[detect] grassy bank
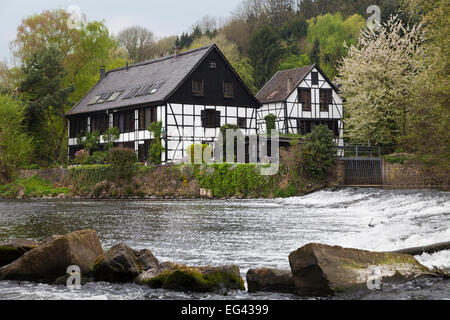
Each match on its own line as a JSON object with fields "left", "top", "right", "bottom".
{"left": 0, "top": 175, "right": 70, "bottom": 198}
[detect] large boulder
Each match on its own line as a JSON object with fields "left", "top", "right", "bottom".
{"left": 92, "top": 243, "right": 159, "bottom": 283}
{"left": 246, "top": 268, "right": 296, "bottom": 293}
{"left": 0, "top": 229, "right": 103, "bottom": 283}
{"left": 138, "top": 262, "right": 245, "bottom": 292}
{"left": 0, "top": 239, "right": 38, "bottom": 267}
{"left": 289, "top": 243, "right": 430, "bottom": 296}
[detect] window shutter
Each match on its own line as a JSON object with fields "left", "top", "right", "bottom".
{"left": 215, "top": 111, "right": 221, "bottom": 127}
{"left": 201, "top": 110, "right": 206, "bottom": 127}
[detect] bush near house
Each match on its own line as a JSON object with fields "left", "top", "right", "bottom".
{"left": 300, "top": 124, "right": 336, "bottom": 179}
{"left": 109, "top": 148, "right": 138, "bottom": 181}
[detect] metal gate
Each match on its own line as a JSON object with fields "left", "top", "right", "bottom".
{"left": 338, "top": 146, "right": 383, "bottom": 186}
{"left": 343, "top": 159, "right": 383, "bottom": 185}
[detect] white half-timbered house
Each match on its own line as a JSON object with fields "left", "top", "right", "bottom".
{"left": 65, "top": 44, "right": 260, "bottom": 163}
{"left": 256, "top": 65, "right": 344, "bottom": 147}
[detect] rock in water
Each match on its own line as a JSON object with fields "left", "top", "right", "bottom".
{"left": 0, "top": 239, "right": 38, "bottom": 268}
{"left": 246, "top": 268, "right": 296, "bottom": 293}
{"left": 0, "top": 229, "right": 103, "bottom": 283}
{"left": 92, "top": 243, "right": 159, "bottom": 283}
{"left": 289, "top": 243, "right": 430, "bottom": 296}
{"left": 138, "top": 262, "right": 245, "bottom": 292}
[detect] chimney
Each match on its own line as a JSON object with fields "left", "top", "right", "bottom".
{"left": 287, "top": 78, "right": 293, "bottom": 93}
{"left": 100, "top": 66, "right": 106, "bottom": 80}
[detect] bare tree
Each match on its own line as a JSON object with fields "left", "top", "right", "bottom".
{"left": 118, "top": 26, "right": 156, "bottom": 63}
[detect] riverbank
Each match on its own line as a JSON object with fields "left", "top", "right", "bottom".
{"left": 0, "top": 152, "right": 448, "bottom": 200}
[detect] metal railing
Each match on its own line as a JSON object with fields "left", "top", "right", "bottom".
{"left": 337, "top": 145, "right": 381, "bottom": 159}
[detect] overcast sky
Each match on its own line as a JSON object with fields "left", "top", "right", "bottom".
{"left": 0, "top": 0, "right": 243, "bottom": 64}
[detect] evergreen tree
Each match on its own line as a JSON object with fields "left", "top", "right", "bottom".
{"left": 19, "top": 47, "right": 73, "bottom": 165}
{"left": 248, "top": 26, "right": 285, "bottom": 89}
{"left": 310, "top": 38, "right": 320, "bottom": 64}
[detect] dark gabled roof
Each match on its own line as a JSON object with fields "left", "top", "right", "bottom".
{"left": 66, "top": 45, "right": 215, "bottom": 116}
{"left": 256, "top": 64, "right": 338, "bottom": 104}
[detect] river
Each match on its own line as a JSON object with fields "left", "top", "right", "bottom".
{"left": 0, "top": 188, "right": 448, "bottom": 300}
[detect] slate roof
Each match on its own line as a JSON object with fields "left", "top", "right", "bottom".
{"left": 66, "top": 45, "right": 215, "bottom": 116}
{"left": 256, "top": 65, "right": 315, "bottom": 104}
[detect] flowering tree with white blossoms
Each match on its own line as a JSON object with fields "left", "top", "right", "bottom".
{"left": 338, "top": 15, "right": 425, "bottom": 151}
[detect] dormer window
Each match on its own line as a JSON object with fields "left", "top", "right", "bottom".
{"left": 209, "top": 60, "right": 217, "bottom": 69}
{"left": 192, "top": 79, "right": 204, "bottom": 96}
{"left": 223, "top": 81, "right": 234, "bottom": 98}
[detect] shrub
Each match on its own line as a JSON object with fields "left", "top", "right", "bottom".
{"left": 0, "top": 94, "right": 33, "bottom": 183}
{"left": 264, "top": 114, "right": 276, "bottom": 135}
{"left": 301, "top": 124, "right": 336, "bottom": 179}
{"left": 92, "top": 151, "right": 109, "bottom": 164}
{"left": 219, "top": 124, "right": 244, "bottom": 162}
{"left": 74, "top": 149, "right": 89, "bottom": 165}
{"left": 148, "top": 122, "right": 164, "bottom": 165}
{"left": 109, "top": 147, "right": 138, "bottom": 181}
{"left": 186, "top": 144, "right": 211, "bottom": 164}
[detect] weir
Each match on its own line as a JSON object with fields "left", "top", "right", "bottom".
{"left": 338, "top": 146, "right": 383, "bottom": 186}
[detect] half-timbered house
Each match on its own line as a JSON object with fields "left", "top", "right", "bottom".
{"left": 255, "top": 65, "right": 344, "bottom": 147}
{"left": 65, "top": 44, "right": 260, "bottom": 163}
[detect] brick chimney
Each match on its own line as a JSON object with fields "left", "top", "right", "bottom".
{"left": 287, "top": 78, "right": 293, "bottom": 93}
{"left": 100, "top": 66, "right": 106, "bottom": 80}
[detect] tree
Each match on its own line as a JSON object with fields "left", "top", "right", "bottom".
{"left": 148, "top": 122, "right": 164, "bottom": 165}
{"left": 307, "top": 13, "right": 365, "bottom": 78}
{"left": 279, "top": 53, "right": 311, "bottom": 70}
{"left": 118, "top": 26, "right": 156, "bottom": 63}
{"left": 13, "top": 9, "right": 123, "bottom": 107}
{"left": 19, "top": 47, "right": 74, "bottom": 165}
{"left": 0, "top": 94, "right": 33, "bottom": 183}
{"left": 301, "top": 124, "right": 336, "bottom": 179}
{"left": 338, "top": 16, "right": 425, "bottom": 151}
{"left": 103, "top": 127, "right": 120, "bottom": 152}
{"left": 400, "top": 0, "right": 450, "bottom": 163}
{"left": 249, "top": 26, "right": 285, "bottom": 89}
{"left": 77, "top": 130, "right": 100, "bottom": 154}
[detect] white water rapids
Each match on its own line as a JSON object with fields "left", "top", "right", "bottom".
{"left": 0, "top": 188, "right": 448, "bottom": 299}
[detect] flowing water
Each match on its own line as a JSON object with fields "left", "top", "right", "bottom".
{"left": 0, "top": 188, "right": 448, "bottom": 300}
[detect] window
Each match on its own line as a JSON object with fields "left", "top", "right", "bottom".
{"left": 123, "top": 110, "right": 135, "bottom": 133}
{"left": 298, "top": 89, "right": 311, "bottom": 112}
{"left": 70, "top": 117, "right": 87, "bottom": 138}
{"left": 201, "top": 109, "right": 220, "bottom": 128}
{"left": 320, "top": 89, "right": 332, "bottom": 112}
{"left": 209, "top": 60, "right": 217, "bottom": 68}
{"left": 139, "top": 109, "right": 145, "bottom": 130}
{"left": 298, "top": 120, "right": 339, "bottom": 136}
{"left": 107, "top": 91, "right": 123, "bottom": 102}
{"left": 223, "top": 81, "right": 234, "bottom": 98}
{"left": 89, "top": 95, "right": 101, "bottom": 105}
{"left": 92, "top": 114, "right": 108, "bottom": 134}
{"left": 192, "top": 79, "right": 204, "bottom": 96}
{"left": 311, "top": 72, "right": 319, "bottom": 86}
{"left": 123, "top": 87, "right": 140, "bottom": 99}
{"left": 238, "top": 117, "right": 246, "bottom": 129}
{"left": 97, "top": 92, "right": 113, "bottom": 104}
{"left": 150, "top": 81, "right": 165, "bottom": 94}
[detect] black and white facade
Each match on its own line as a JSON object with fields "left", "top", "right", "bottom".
{"left": 65, "top": 44, "right": 260, "bottom": 163}
{"left": 256, "top": 65, "right": 344, "bottom": 147}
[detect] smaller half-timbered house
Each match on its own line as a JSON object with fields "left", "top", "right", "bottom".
{"left": 256, "top": 65, "right": 344, "bottom": 146}
{"left": 65, "top": 44, "right": 260, "bottom": 163}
